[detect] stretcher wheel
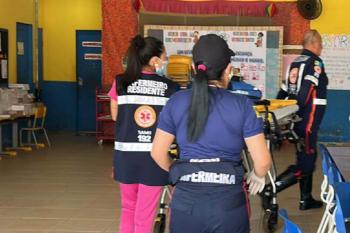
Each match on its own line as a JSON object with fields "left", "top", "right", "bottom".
{"left": 22, "top": 147, "right": 33, "bottom": 151}
{"left": 6, "top": 151, "right": 17, "bottom": 157}
{"left": 263, "top": 203, "right": 279, "bottom": 233}
{"left": 153, "top": 213, "right": 166, "bottom": 233}
{"left": 36, "top": 144, "right": 45, "bottom": 149}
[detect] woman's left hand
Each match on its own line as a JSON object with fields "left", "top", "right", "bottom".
{"left": 247, "top": 169, "right": 265, "bottom": 195}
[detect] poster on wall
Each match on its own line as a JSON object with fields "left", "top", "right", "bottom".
{"left": 321, "top": 34, "right": 350, "bottom": 90}
{"left": 161, "top": 29, "right": 268, "bottom": 96}
{"left": 17, "top": 42, "right": 24, "bottom": 55}
{"left": 84, "top": 53, "right": 102, "bottom": 60}
{"left": 230, "top": 31, "right": 267, "bottom": 95}
{"left": 1, "top": 60, "right": 8, "bottom": 79}
{"left": 82, "top": 41, "right": 102, "bottom": 48}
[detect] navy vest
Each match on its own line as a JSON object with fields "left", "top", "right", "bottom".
{"left": 113, "top": 73, "right": 179, "bottom": 186}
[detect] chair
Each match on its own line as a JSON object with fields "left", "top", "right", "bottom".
{"left": 20, "top": 105, "right": 51, "bottom": 148}
{"left": 320, "top": 144, "right": 332, "bottom": 202}
{"left": 167, "top": 55, "right": 192, "bottom": 87}
{"left": 334, "top": 183, "right": 350, "bottom": 233}
{"left": 279, "top": 209, "right": 303, "bottom": 233}
{"left": 168, "top": 55, "right": 192, "bottom": 70}
{"left": 318, "top": 145, "right": 335, "bottom": 233}
{"left": 317, "top": 163, "right": 343, "bottom": 233}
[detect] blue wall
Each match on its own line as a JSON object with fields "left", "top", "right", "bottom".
{"left": 37, "top": 82, "right": 350, "bottom": 143}
{"left": 1, "top": 81, "right": 76, "bottom": 149}
{"left": 40, "top": 81, "right": 77, "bottom": 131}
{"left": 319, "top": 90, "right": 350, "bottom": 142}
{"left": 1, "top": 119, "right": 31, "bottom": 147}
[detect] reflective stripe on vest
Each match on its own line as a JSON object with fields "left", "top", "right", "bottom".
{"left": 297, "top": 63, "right": 306, "bottom": 92}
{"left": 304, "top": 75, "right": 319, "bottom": 86}
{"left": 285, "top": 65, "right": 291, "bottom": 87}
{"left": 114, "top": 141, "right": 152, "bottom": 152}
{"left": 118, "top": 95, "right": 169, "bottom": 106}
{"left": 313, "top": 98, "right": 327, "bottom": 105}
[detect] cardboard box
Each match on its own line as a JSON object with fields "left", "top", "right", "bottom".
{"left": 8, "top": 83, "right": 30, "bottom": 90}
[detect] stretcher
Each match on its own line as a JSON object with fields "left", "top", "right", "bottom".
{"left": 153, "top": 145, "right": 177, "bottom": 233}
{"left": 153, "top": 100, "right": 302, "bottom": 233}
{"left": 242, "top": 99, "right": 301, "bottom": 232}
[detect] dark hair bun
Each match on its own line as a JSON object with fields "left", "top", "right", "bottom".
{"left": 132, "top": 35, "right": 146, "bottom": 49}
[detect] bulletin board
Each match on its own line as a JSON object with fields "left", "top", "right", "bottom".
{"left": 321, "top": 34, "right": 350, "bottom": 90}
{"left": 0, "top": 28, "right": 9, "bottom": 84}
{"left": 145, "top": 25, "right": 283, "bottom": 98}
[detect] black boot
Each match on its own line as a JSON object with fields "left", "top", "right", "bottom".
{"left": 299, "top": 174, "right": 323, "bottom": 210}
{"left": 260, "top": 166, "right": 299, "bottom": 210}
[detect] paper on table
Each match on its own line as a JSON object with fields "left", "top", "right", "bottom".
{"left": 17, "top": 42, "right": 24, "bottom": 55}
{"left": 1, "top": 59, "right": 7, "bottom": 79}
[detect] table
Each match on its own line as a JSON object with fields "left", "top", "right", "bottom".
{"left": 0, "top": 117, "right": 13, "bottom": 157}
{"left": 327, "top": 146, "right": 350, "bottom": 181}
{"left": 0, "top": 114, "right": 33, "bottom": 158}
{"left": 8, "top": 114, "right": 33, "bottom": 149}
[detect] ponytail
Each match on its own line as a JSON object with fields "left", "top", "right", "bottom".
{"left": 118, "top": 35, "right": 164, "bottom": 93}
{"left": 118, "top": 35, "right": 144, "bottom": 93}
{"left": 187, "top": 62, "right": 227, "bottom": 141}
{"left": 187, "top": 34, "right": 233, "bottom": 141}
{"left": 187, "top": 65, "right": 210, "bottom": 141}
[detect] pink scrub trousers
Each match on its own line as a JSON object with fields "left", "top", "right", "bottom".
{"left": 119, "top": 183, "right": 163, "bottom": 233}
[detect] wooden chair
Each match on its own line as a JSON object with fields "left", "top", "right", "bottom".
{"left": 20, "top": 105, "right": 51, "bottom": 148}
{"left": 167, "top": 55, "right": 192, "bottom": 87}
{"left": 168, "top": 55, "right": 192, "bottom": 70}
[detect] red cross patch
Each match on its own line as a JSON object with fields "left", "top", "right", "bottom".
{"left": 134, "top": 105, "right": 157, "bottom": 128}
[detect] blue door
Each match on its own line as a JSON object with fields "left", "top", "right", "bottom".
{"left": 38, "top": 28, "right": 43, "bottom": 83}
{"left": 16, "top": 23, "right": 33, "bottom": 86}
{"left": 76, "top": 30, "right": 102, "bottom": 132}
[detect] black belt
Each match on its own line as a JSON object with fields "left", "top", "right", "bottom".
{"left": 169, "top": 158, "right": 244, "bottom": 186}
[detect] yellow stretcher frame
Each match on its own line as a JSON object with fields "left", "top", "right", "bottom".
{"left": 254, "top": 99, "right": 297, "bottom": 113}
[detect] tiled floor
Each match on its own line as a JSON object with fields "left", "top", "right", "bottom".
{"left": 0, "top": 132, "right": 325, "bottom": 233}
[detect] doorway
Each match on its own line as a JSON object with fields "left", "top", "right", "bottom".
{"left": 16, "top": 23, "right": 33, "bottom": 87}
{"left": 76, "top": 30, "right": 102, "bottom": 133}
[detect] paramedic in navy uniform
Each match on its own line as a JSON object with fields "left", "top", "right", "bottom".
{"left": 261, "top": 30, "right": 328, "bottom": 211}
{"left": 109, "top": 35, "right": 178, "bottom": 233}
{"left": 151, "top": 34, "right": 272, "bottom": 233}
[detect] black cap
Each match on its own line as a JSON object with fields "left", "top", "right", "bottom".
{"left": 192, "top": 34, "right": 235, "bottom": 75}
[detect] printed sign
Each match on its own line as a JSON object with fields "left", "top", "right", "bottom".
{"left": 230, "top": 31, "right": 267, "bottom": 96}
{"left": 321, "top": 34, "right": 350, "bottom": 90}
{"left": 84, "top": 53, "right": 102, "bottom": 60}
{"left": 1, "top": 60, "right": 8, "bottom": 79}
{"left": 17, "top": 42, "right": 24, "bottom": 55}
{"left": 162, "top": 29, "right": 268, "bottom": 96}
{"left": 82, "top": 41, "right": 102, "bottom": 47}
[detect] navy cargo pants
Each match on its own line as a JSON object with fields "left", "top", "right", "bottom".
{"left": 170, "top": 183, "right": 250, "bottom": 233}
